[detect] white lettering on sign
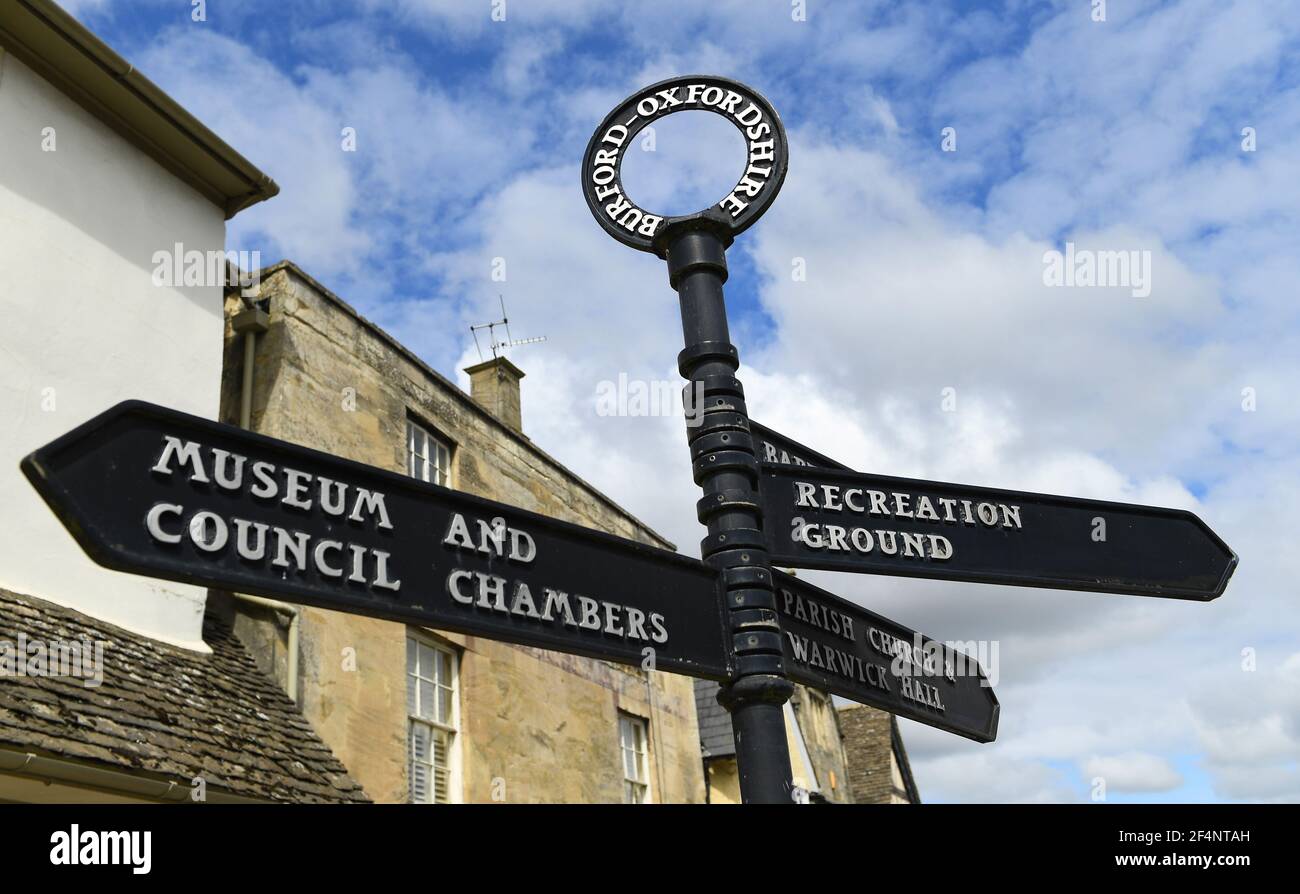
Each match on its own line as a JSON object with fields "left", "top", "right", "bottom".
{"left": 777, "top": 584, "right": 957, "bottom": 712}
{"left": 151, "top": 436, "right": 393, "bottom": 529}
{"left": 144, "top": 435, "right": 401, "bottom": 591}
{"left": 441, "top": 511, "right": 669, "bottom": 646}
{"left": 442, "top": 513, "right": 536, "bottom": 563}
{"left": 789, "top": 480, "right": 1024, "bottom": 564}
{"left": 760, "top": 439, "right": 814, "bottom": 466}
{"left": 140, "top": 435, "right": 680, "bottom": 645}
{"left": 588, "top": 81, "right": 779, "bottom": 240}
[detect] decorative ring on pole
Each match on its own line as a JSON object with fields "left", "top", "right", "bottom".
{"left": 581, "top": 75, "right": 789, "bottom": 256}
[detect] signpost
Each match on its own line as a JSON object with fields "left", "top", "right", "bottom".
{"left": 21, "top": 400, "right": 730, "bottom": 679}
{"left": 584, "top": 75, "right": 798, "bottom": 803}
{"left": 18, "top": 74, "right": 1237, "bottom": 807}
{"left": 760, "top": 463, "right": 1236, "bottom": 600}
{"left": 580, "top": 75, "right": 1235, "bottom": 803}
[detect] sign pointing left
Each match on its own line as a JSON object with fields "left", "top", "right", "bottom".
{"left": 21, "top": 401, "right": 731, "bottom": 680}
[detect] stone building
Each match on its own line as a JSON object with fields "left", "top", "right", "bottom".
{"left": 837, "top": 704, "right": 920, "bottom": 804}
{"left": 218, "top": 260, "right": 706, "bottom": 803}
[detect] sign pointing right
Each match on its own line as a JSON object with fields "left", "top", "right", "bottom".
{"left": 775, "top": 570, "right": 999, "bottom": 742}
{"left": 759, "top": 463, "right": 1237, "bottom": 601}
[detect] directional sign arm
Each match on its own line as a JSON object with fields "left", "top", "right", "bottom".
{"left": 22, "top": 400, "right": 732, "bottom": 680}
{"left": 773, "top": 571, "right": 999, "bottom": 742}
{"left": 761, "top": 464, "right": 1236, "bottom": 601}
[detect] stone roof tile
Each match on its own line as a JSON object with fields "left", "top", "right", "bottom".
{"left": 0, "top": 588, "right": 368, "bottom": 803}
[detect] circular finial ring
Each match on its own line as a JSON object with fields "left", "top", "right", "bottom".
{"left": 581, "top": 75, "right": 789, "bottom": 256}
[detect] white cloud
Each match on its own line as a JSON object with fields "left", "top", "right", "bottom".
{"left": 1083, "top": 752, "right": 1184, "bottom": 794}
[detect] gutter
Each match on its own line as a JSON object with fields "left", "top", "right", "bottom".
{"left": 0, "top": 0, "right": 279, "bottom": 218}
{"left": 0, "top": 745, "right": 269, "bottom": 804}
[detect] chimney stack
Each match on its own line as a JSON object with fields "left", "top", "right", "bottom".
{"left": 464, "top": 356, "right": 525, "bottom": 433}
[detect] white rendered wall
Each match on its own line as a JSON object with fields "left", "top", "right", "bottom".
{"left": 0, "top": 50, "right": 227, "bottom": 650}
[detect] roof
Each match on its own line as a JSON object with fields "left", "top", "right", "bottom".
{"left": 0, "top": 588, "right": 368, "bottom": 803}
{"left": 694, "top": 679, "right": 735, "bottom": 758}
{"left": 0, "top": 0, "right": 278, "bottom": 218}
{"left": 251, "top": 259, "right": 678, "bottom": 552}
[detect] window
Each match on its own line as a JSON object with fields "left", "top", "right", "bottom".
{"left": 407, "top": 418, "right": 452, "bottom": 487}
{"left": 407, "top": 636, "right": 459, "bottom": 804}
{"left": 619, "top": 713, "right": 651, "bottom": 804}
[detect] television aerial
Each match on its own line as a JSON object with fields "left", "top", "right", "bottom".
{"left": 470, "top": 295, "right": 547, "bottom": 362}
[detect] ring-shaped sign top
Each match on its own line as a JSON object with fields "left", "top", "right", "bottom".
{"left": 581, "top": 75, "right": 788, "bottom": 256}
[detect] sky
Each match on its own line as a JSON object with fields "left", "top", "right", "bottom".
{"left": 60, "top": 0, "right": 1300, "bottom": 802}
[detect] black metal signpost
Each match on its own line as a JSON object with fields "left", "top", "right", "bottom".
{"left": 583, "top": 76, "right": 798, "bottom": 803}
{"left": 17, "top": 75, "right": 1237, "bottom": 808}
{"left": 580, "top": 76, "right": 1236, "bottom": 802}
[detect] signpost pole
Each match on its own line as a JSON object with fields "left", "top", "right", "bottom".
{"left": 665, "top": 225, "right": 794, "bottom": 803}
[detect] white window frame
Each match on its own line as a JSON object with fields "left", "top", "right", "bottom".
{"left": 619, "top": 712, "right": 652, "bottom": 804}
{"left": 407, "top": 418, "right": 453, "bottom": 487}
{"left": 407, "top": 634, "right": 461, "bottom": 804}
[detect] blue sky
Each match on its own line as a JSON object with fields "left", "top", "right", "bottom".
{"left": 62, "top": 0, "right": 1300, "bottom": 802}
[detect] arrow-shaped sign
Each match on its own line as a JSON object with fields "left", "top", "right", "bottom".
{"left": 21, "top": 401, "right": 731, "bottom": 679}
{"left": 759, "top": 463, "right": 1236, "bottom": 601}
{"left": 775, "top": 570, "right": 999, "bottom": 742}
